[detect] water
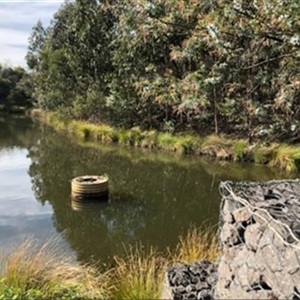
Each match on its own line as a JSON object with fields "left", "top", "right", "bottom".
{"left": 0, "top": 115, "right": 295, "bottom": 265}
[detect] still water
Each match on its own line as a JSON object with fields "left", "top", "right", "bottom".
{"left": 0, "top": 115, "right": 295, "bottom": 266}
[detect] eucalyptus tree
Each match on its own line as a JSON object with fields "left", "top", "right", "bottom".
{"left": 27, "top": 0, "right": 300, "bottom": 141}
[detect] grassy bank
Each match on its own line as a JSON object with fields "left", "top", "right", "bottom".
{"left": 30, "top": 109, "right": 300, "bottom": 173}
{"left": 0, "top": 226, "right": 218, "bottom": 300}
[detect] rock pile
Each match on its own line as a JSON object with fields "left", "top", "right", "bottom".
{"left": 162, "top": 180, "right": 300, "bottom": 300}
{"left": 216, "top": 180, "right": 300, "bottom": 299}
{"left": 161, "top": 260, "right": 217, "bottom": 300}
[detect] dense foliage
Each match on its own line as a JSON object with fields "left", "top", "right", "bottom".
{"left": 0, "top": 65, "right": 32, "bottom": 111}
{"left": 27, "top": 0, "right": 300, "bottom": 141}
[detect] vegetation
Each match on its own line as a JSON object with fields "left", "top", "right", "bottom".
{"left": 174, "top": 226, "right": 218, "bottom": 264}
{"left": 0, "top": 65, "right": 32, "bottom": 112}
{"left": 3, "top": 0, "right": 300, "bottom": 170}
{"left": 31, "top": 109, "right": 300, "bottom": 173}
{"left": 24, "top": 0, "right": 300, "bottom": 143}
{"left": 0, "top": 226, "right": 217, "bottom": 300}
{"left": 111, "top": 246, "right": 166, "bottom": 299}
{"left": 0, "top": 237, "right": 111, "bottom": 300}
{"left": 110, "top": 226, "right": 218, "bottom": 299}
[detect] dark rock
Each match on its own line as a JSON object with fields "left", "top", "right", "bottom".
{"left": 161, "top": 261, "right": 216, "bottom": 300}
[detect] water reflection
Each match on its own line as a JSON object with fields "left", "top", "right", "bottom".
{"left": 24, "top": 124, "right": 222, "bottom": 264}
{"left": 0, "top": 115, "right": 295, "bottom": 266}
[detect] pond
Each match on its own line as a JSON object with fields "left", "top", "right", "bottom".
{"left": 0, "top": 115, "right": 295, "bottom": 266}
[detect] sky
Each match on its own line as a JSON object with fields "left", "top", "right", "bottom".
{"left": 0, "top": 0, "right": 64, "bottom": 68}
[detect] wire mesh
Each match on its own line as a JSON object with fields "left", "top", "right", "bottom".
{"left": 215, "top": 180, "right": 300, "bottom": 300}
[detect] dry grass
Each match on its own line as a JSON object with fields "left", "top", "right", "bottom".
{"left": 0, "top": 226, "right": 219, "bottom": 299}
{"left": 251, "top": 143, "right": 278, "bottom": 165}
{"left": 268, "top": 144, "right": 300, "bottom": 173}
{"left": 110, "top": 245, "right": 168, "bottom": 300}
{"left": 0, "top": 237, "right": 112, "bottom": 299}
{"left": 201, "top": 134, "right": 235, "bottom": 159}
{"left": 109, "top": 225, "right": 219, "bottom": 299}
{"left": 173, "top": 226, "right": 219, "bottom": 264}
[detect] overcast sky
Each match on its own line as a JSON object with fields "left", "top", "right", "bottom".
{"left": 0, "top": 0, "right": 64, "bottom": 67}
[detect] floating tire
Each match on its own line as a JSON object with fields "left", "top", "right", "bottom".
{"left": 71, "top": 175, "right": 109, "bottom": 199}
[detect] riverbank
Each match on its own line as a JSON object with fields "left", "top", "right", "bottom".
{"left": 0, "top": 227, "right": 217, "bottom": 300}
{"left": 30, "top": 109, "right": 300, "bottom": 173}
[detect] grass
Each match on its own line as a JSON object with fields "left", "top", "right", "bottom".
{"left": 252, "top": 143, "right": 278, "bottom": 165}
{"left": 0, "top": 237, "right": 112, "bottom": 300}
{"left": 269, "top": 144, "right": 300, "bottom": 173}
{"left": 0, "top": 225, "right": 219, "bottom": 300}
{"left": 110, "top": 245, "right": 167, "bottom": 300}
{"left": 29, "top": 109, "right": 300, "bottom": 173}
{"left": 233, "top": 139, "right": 248, "bottom": 161}
{"left": 110, "top": 225, "right": 218, "bottom": 299}
{"left": 201, "top": 134, "right": 236, "bottom": 159}
{"left": 174, "top": 226, "right": 218, "bottom": 263}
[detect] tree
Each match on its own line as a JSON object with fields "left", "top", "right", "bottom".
{"left": 26, "top": 0, "right": 300, "bottom": 141}
{"left": 0, "top": 66, "right": 32, "bottom": 110}
{"left": 26, "top": 20, "right": 46, "bottom": 70}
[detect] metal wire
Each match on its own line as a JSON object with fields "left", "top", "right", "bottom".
{"left": 216, "top": 180, "right": 300, "bottom": 299}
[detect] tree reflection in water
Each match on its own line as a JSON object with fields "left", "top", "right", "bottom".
{"left": 2, "top": 115, "right": 283, "bottom": 267}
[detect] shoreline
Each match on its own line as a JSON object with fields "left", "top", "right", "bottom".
{"left": 30, "top": 109, "right": 300, "bottom": 173}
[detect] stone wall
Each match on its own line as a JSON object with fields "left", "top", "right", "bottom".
{"left": 162, "top": 180, "right": 300, "bottom": 300}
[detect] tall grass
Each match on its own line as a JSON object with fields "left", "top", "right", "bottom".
{"left": 0, "top": 225, "right": 219, "bottom": 300}
{"left": 174, "top": 226, "right": 219, "bottom": 263}
{"left": 110, "top": 225, "right": 219, "bottom": 299}
{"left": 0, "top": 237, "right": 111, "bottom": 299}
{"left": 201, "top": 134, "right": 236, "bottom": 159}
{"left": 269, "top": 144, "right": 300, "bottom": 173}
{"left": 110, "top": 245, "right": 167, "bottom": 300}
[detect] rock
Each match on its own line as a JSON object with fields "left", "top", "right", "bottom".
{"left": 244, "top": 223, "right": 264, "bottom": 251}
{"left": 232, "top": 207, "right": 252, "bottom": 223}
{"left": 161, "top": 261, "right": 216, "bottom": 300}
{"left": 223, "top": 212, "right": 234, "bottom": 224}
{"left": 164, "top": 180, "right": 300, "bottom": 300}
{"left": 285, "top": 247, "right": 300, "bottom": 275}
{"left": 220, "top": 223, "right": 241, "bottom": 246}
